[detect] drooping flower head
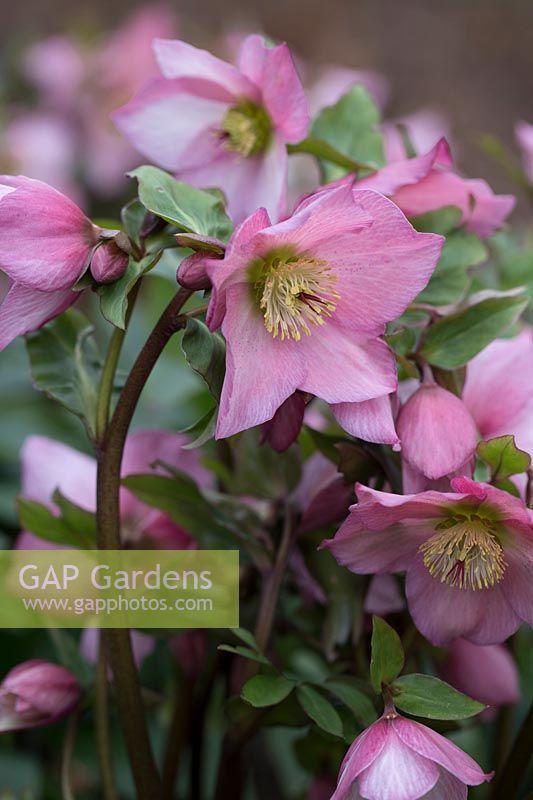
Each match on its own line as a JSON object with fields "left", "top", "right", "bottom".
{"left": 113, "top": 34, "right": 310, "bottom": 222}
{"left": 204, "top": 185, "right": 443, "bottom": 439}
{"left": 323, "top": 477, "right": 533, "bottom": 645}
{"left": 0, "top": 660, "right": 80, "bottom": 732}
{"left": 331, "top": 709, "right": 492, "bottom": 800}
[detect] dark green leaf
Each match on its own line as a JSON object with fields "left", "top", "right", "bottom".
{"left": 180, "top": 407, "right": 217, "bottom": 449}
{"left": 121, "top": 198, "right": 146, "bottom": 246}
{"left": 242, "top": 674, "right": 295, "bottom": 707}
{"left": 98, "top": 252, "right": 161, "bottom": 328}
{"left": 310, "top": 87, "right": 384, "bottom": 182}
{"left": 325, "top": 679, "right": 377, "bottom": 727}
{"left": 129, "top": 165, "right": 233, "bottom": 240}
{"left": 370, "top": 616, "right": 404, "bottom": 693}
{"left": 420, "top": 295, "right": 529, "bottom": 369}
{"left": 25, "top": 310, "right": 101, "bottom": 435}
{"left": 181, "top": 319, "right": 226, "bottom": 401}
{"left": 218, "top": 644, "right": 271, "bottom": 665}
{"left": 392, "top": 674, "right": 486, "bottom": 720}
{"left": 477, "top": 435, "right": 531, "bottom": 480}
{"left": 417, "top": 231, "right": 487, "bottom": 306}
{"left": 296, "top": 684, "right": 343, "bottom": 737}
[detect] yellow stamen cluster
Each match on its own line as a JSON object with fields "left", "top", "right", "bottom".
{"left": 254, "top": 254, "right": 340, "bottom": 341}
{"left": 221, "top": 100, "right": 272, "bottom": 158}
{"left": 420, "top": 517, "right": 506, "bottom": 591}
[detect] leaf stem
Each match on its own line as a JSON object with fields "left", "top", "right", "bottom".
{"left": 287, "top": 137, "right": 376, "bottom": 174}
{"left": 492, "top": 699, "right": 533, "bottom": 798}
{"left": 96, "top": 286, "right": 192, "bottom": 798}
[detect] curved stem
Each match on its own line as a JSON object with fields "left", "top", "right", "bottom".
{"left": 95, "top": 635, "right": 119, "bottom": 800}
{"left": 287, "top": 137, "right": 376, "bottom": 174}
{"left": 492, "top": 700, "right": 533, "bottom": 798}
{"left": 96, "top": 286, "right": 192, "bottom": 798}
{"left": 61, "top": 712, "right": 78, "bottom": 800}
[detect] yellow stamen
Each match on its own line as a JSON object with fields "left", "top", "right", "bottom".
{"left": 221, "top": 100, "right": 272, "bottom": 158}
{"left": 420, "top": 518, "right": 506, "bottom": 591}
{"left": 254, "top": 254, "right": 340, "bottom": 341}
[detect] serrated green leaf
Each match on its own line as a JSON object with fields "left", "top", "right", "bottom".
{"left": 181, "top": 318, "right": 225, "bottom": 401}
{"left": 310, "top": 86, "right": 384, "bottom": 182}
{"left": 392, "top": 674, "right": 486, "bottom": 720}
{"left": 242, "top": 674, "right": 294, "bottom": 707}
{"left": 129, "top": 165, "right": 233, "bottom": 241}
{"left": 325, "top": 679, "right": 377, "bottom": 727}
{"left": 370, "top": 616, "right": 404, "bottom": 693}
{"left": 296, "top": 684, "right": 343, "bottom": 737}
{"left": 477, "top": 435, "right": 531, "bottom": 481}
{"left": 25, "top": 309, "right": 101, "bottom": 435}
{"left": 420, "top": 295, "right": 529, "bottom": 369}
{"left": 98, "top": 252, "right": 161, "bottom": 328}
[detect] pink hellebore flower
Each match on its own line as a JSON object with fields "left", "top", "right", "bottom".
{"left": 331, "top": 710, "right": 492, "bottom": 800}
{"left": 324, "top": 477, "right": 533, "bottom": 645}
{"left": 441, "top": 639, "right": 519, "bottom": 710}
{"left": 356, "top": 138, "right": 515, "bottom": 239}
{"left": 0, "top": 660, "right": 80, "bottom": 732}
{"left": 113, "top": 34, "right": 310, "bottom": 223}
{"left": 204, "top": 185, "right": 443, "bottom": 439}
{"left": 515, "top": 121, "right": 533, "bottom": 184}
{"left": 0, "top": 176, "right": 128, "bottom": 350}
{"left": 16, "top": 430, "right": 210, "bottom": 550}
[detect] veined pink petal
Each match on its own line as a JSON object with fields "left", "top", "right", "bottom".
{"left": 0, "top": 176, "right": 95, "bottom": 291}
{"left": 90, "top": 241, "right": 128, "bottom": 283}
{"left": 420, "top": 771, "right": 467, "bottom": 800}
{"left": 0, "top": 283, "right": 78, "bottom": 351}
{"left": 332, "top": 720, "right": 389, "bottom": 800}
{"left": 499, "top": 532, "right": 533, "bottom": 628}
{"left": 356, "top": 138, "right": 452, "bottom": 196}
{"left": 112, "top": 78, "right": 230, "bottom": 172}
{"left": 393, "top": 716, "right": 493, "bottom": 786}
{"left": 331, "top": 394, "right": 399, "bottom": 446}
{"left": 20, "top": 436, "right": 96, "bottom": 511}
{"left": 238, "top": 35, "right": 310, "bottom": 142}
{"left": 153, "top": 38, "right": 257, "bottom": 99}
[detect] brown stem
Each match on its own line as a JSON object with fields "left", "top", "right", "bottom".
{"left": 96, "top": 287, "right": 192, "bottom": 798}
{"left": 95, "top": 635, "right": 119, "bottom": 800}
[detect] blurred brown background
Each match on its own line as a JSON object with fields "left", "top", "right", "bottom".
{"left": 2, "top": 0, "right": 533, "bottom": 194}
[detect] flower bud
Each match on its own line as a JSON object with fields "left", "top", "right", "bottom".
{"left": 440, "top": 639, "right": 519, "bottom": 710}
{"left": 90, "top": 240, "right": 129, "bottom": 283}
{"left": 397, "top": 383, "right": 477, "bottom": 480}
{"left": 0, "top": 660, "right": 81, "bottom": 732}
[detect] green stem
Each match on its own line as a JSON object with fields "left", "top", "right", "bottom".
{"left": 61, "top": 713, "right": 78, "bottom": 800}
{"left": 287, "top": 137, "right": 376, "bottom": 174}
{"left": 492, "top": 700, "right": 533, "bottom": 798}
{"left": 95, "top": 635, "right": 119, "bottom": 800}
{"left": 96, "top": 286, "right": 193, "bottom": 798}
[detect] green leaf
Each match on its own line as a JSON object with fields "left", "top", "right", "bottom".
{"left": 420, "top": 295, "right": 529, "bottom": 369}
{"left": 129, "top": 165, "right": 233, "bottom": 241}
{"left": 121, "top": 198, "right": 147, "bottom": 246}
{"left": 233, "top": 628, "right": 263, "bottom": 651}
{"left": 98, "top": 252, "right": 161, "bottom": 329}
{"left": 17, "top": 497, "right": 95, "bottom": 549}
{"left": 392, "top": 674, "right": 486, "bottom": 720}
{"left": 25, "top": 310, "right": 101, "bottom": 435}
{"left": 218, "top": 644, "right": 271, "bottom": 665}
{"left": 181, "top": 319, "right": 226, "bottom": 401}
{"left": 417, "top": 231, "right": 487, "bottom": 306}
{"left": 180, "top": 408, "right": 217, "bottom": 449}
{"left": 310, "top": 86, "right": 384, "bottom": 182}
{"left": 477, "top": 435, "right": 531, "bottom": 481}
{"left": 296, "top": 684, "right": 343, "bottom": 737}
{"left": 412, "top": 206, "right": 463, "bottom": 235}
{"left": 325, "top": 679, "right": 377, "bottom": 727}
{"left": 52, "top": 490, "right": 96, "bottom": 543}
{"left": 242, "top": 674, "right": 295, "bottom": 707}
{"left": 370, "top": 616, "right": 404, "bottom": 693}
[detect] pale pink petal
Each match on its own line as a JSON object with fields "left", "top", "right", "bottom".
{"left": 112, "top": 79, "right": 230, "bottom": 172}
{"left": 441, "top": 639, "right": 519, "bottom": 707}
{"left": 515, "top": 121, "right": 533, "bottom": 183}
{"left": 331, "top": 395, "right": 399, "bottom": 446}
{"left": 397, "top": 386, "right": 478, "bottom": 479}
{"left": 0, "top": 283, "right": 77, "bottom": 351}
{"left": 364, "top": 574, "right": 405, "bottom": 616}
{"left": 357, "top": 726, "right": 439, "bottom": 800}
{"left": 0, "top": 177, "right": 94, "bottom": 291}
{"left": 331, "top": 720, "right": 389, "bottom": 800}
{"left": 393, "top": 716, "right": 493, "bottom": 786}
{"left": 21, "top": 436, "right": 96, "bottom": 511}
{"left": 15, "top": 532, "right": 62, "bottom": 551}
{"left": 153, "top": 38, "right": 256, "bottom": 99}
{"left": 356, "top": 139, "right": 452, "bottom": 196}
{"left": 238, "top": 35, "right": 309, "bottom": 142}
{"left": 420, "top": 771, "right": 467, "bottom": 800}
{"left": 499, "top": 533, "right": 533, "bottom": 627}
{"left": 406, "top": 554, "right": 520, "bottom": 645}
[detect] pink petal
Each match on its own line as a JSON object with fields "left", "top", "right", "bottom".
{"left": 0, "top": 283, "right": 78, "bottom": 351}
{"left": 499, "top": 531, "right": 533, "bottom": 628}
{"left": 331, "top": 394, "right": 400, "bottom": 446}
{"left": 364, "top": 574, "right": 405, "bottom": 616}
{"left": 21, "top": 436, "right": 96, "bottom": 511}
{"left": 406, "top": 553, "right": 521, "bottom": 645}
{"left": 260, "top": 391, "right": 306, "bottom": 452}
{"left": 515, "top": 120, "right": 533, "bottom": 183}
{"left": 112, "top": 78, "right": 229, "bottom": 172}
{"left": 332, "top": 720, "right": 389, "bottom": 800}
{"left": 0, "top": 177, "right": 94, "bottom": 291}
{"left": 122, "top": 428, "right": 212, "bottom": 488}
{"left": 357, "top": 726, "right": 440, "bottom": 800}
{"left": 397, "top": 385, "right": 478, "bottom": 479}
{"left": 420, "top": 771, "right": 467, "bottom": 800}
{"left": 238, "top": 35, "right": 309, "bottom": 142}
{"left": 393, "top": 716, "right": 493, "bottom": 786}
{"left": 441, "top": 639, "right": 520, "bottom": 707}
{"left": 216, "top": 284, "right": 305, "bottom": 438}
{"left": 153, "top": 38, "right": 256, "bottom": 99}
{"left": 356, "top": 138, "right": 452, "bottom": 196}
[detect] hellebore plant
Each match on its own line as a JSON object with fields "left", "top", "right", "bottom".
{"left": 3, "top": 21, "right": 533, "bottom": 800}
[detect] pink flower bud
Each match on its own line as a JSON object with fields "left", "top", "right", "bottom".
{"left": 177, "top": 251, "right": 215, "bottom": 291}
{"left": 0, "top": 660, "right": 81, "bottom": 732}
{"left": 90, "top": 240, "right": 129, "bottom": 283}
{"left": 397, "top": 383, "right": 477, "bottom": 480}
{"left": 440, "top": 639, "right": 519, "bottom": 710}
{"left": 260, "top": 391, "right": 306, "bottom": 452}
{"left": 332, "top": 711, "right": 492, "bottom": 800}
